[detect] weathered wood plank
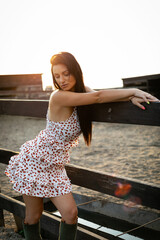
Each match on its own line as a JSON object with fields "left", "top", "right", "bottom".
{"left": 0, "top": 99, "right": 48, "bottom": 118}
{"left": 0, "top": 74, "right": 42, "bottom": 89}
{"left": 88, "top": 101, "right": 160, "bottom": 126}
{"left": 1, "top": 149, "right": 160, "bottom": 210}
{"left": 0, "top": 99, "right": 160, "bottom": 126}
{"left": 0, "top": 189, "right": 5, "bottom": 227}
{"left": 122, "top": 74, "right": 160, "bottom": 87}
{"left": 0, "top": 149, "right": 18, "bottom": 164}
{"left": 66, "top": 164, "right": 160, "bottom": 210}
{"left": 0, "top": 208, "right": 5, "bottom": 227}
{"left": 0, "top": 193, "right": 108, "bottom": 240}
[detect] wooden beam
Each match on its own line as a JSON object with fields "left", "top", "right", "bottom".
{"left": 66, "top": 164, "right": 160, "bottom": 210}
{"left": 0, "top": 189, "right": 5, "bottom": 227}
{"left": 0, "top": 193, "right": 108, "bottom": 240}
{"left": 88, "top": 101, "right": 160, "bottom": 126}
{"left": 0, "top": 149, "right": 19, "bottom": 164}
{"left": 0, "top": 99, "right": 160, "bottom": 126}
{"left": 122, "top": 73, "right": 160, "bottom": 81}
{"left": 0, "top": 74, "right": 42, "bottom": 89}
{"left": 1, "top": 149, "right": 160, "bottom": 210}
{"left": 0, "top": 99, "right": 48, "bottom": 118}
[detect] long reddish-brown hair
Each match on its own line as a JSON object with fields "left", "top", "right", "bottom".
{"left": 50, "top": 52, "right": 92, "bottom": 146}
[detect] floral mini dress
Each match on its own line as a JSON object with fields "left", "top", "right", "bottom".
{"left": 5, "top": 107, "right": 81, "bottom": 198}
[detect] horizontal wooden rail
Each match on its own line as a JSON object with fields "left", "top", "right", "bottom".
{"left": 1, "top": 149, "right": 160, "bottom": 210}
{"left": 0, "top": 99, "right": 160, "bottom": 125}
{"left": 0, "top": 99, "right": 48, "bottom": 118}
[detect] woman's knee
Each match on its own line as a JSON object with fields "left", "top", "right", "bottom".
{"left": 70, "top": 206, "right": 78, "bottom": 219}
{"left": 25, "top": 211, "right": 43, "bottom": 224}
{"left": 50, "top": 193, "right": 78, "bottom": 224}
{"left": 25, "top": 205, "right": 43, "bottom": 224}
{"left": 62, "top": 206, "right": 78, "bottom": 223}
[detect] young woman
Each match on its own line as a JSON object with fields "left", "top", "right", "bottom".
{"left": 5, "top": 52, "right": 159, "bottom": 240}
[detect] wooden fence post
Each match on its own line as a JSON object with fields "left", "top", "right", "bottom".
{"left": 0, "top": 188, "right": 5, "bottom": 227}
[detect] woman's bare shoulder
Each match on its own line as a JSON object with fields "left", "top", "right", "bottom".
{"left": 49, "top": 89, "right": 72, "bottom": 107}
{"left": 49, "top": 89, "right": 73, "bottom": 103}
{"left": 48, "top": 90, "right": 74, "bottom": 121}
{"left": 49, "top": 89, "right": 61, "bottom": 102}
{"left": 50, "top": 89, "right": 59, "bottom": 97}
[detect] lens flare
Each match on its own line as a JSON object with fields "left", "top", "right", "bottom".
{"left": 114, "top": 182, "right": 132, "bottom": 197}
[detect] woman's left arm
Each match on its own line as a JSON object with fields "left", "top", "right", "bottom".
{"left": 86, "top": 86, "right": 159, "bottom": 109}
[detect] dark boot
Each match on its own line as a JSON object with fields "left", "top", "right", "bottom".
{"left": 58, "top": 220, "right": 77, "bottom": 240}
{"left": 23, "top": 221, "right": 42, "bottom": 240}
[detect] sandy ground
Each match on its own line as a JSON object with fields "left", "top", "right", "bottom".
{"left": 0, "top": 115, "right": 160, "bottom": 239}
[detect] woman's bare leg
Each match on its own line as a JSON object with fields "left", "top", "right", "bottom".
{"left": 23, "top": 195, "right": 44, "bottom": 224}
{"left": 50, "top": 192, "right": 78, "bottom": 224}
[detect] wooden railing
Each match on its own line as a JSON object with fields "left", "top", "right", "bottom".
{"left": 0, "top": 99, "right": 160, "bottom": 239}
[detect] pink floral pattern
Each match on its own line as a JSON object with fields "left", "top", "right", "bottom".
{"left": 5, "top": 108, "right": 81, "bottom": 197}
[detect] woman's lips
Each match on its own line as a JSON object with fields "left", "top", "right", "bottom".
{"left": 61, "top": 84, "right": 68, "bottom": 89}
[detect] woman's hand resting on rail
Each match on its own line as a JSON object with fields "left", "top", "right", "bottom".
{"left": 130, "top": 89, "right": 160, "bottom": 110}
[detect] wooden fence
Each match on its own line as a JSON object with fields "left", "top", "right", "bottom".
{"left": 0, "top": 99, "right": 160, "bottom": 239}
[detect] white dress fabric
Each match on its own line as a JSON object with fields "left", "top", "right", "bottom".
{"left": 5, "top": 108, "right": 81, "bottom": 198}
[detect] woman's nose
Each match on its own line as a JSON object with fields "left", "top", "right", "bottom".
{"left": 59, "top": 75, "right": 65, "bottom": 83}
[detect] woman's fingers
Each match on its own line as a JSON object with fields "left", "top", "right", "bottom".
{"left": 131, "top": 97, "right": 146, "bottom": 110}
{"left": 139, "top": 93, "right": 156, "bottom": 103}
{"left": 134, "top": 101, "right": 146, "bottom": 110}
{"left": 142, "top": 95, "right": 149, "bottom": 104}
{"left": 148, "top": 99, "right": 160, "bottom": 102}
{"left": 145, "top": 93, "right": 158, "bottom": 101}
{"left": 131, "top": 94, "right": 160, "bottom": 110}
{"left": 134, "top": 89, "right": 159, "bottom": 102}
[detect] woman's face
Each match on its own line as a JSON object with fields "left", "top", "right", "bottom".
{"left": 52, "top": 64, "right": 76, "bottom": 92}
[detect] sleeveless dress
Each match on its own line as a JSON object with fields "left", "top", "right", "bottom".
{"left": 5, "top": 107, "right": 81, "bottom": 198}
